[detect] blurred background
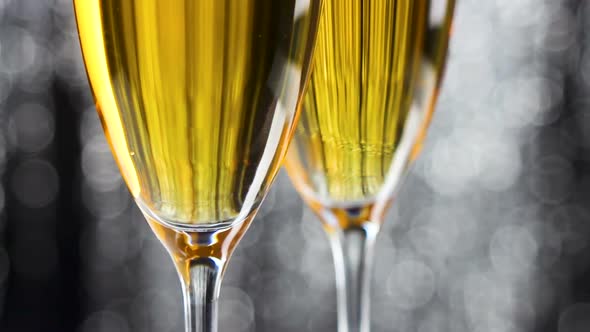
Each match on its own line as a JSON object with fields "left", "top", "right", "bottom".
{"left": 0, "top": 0, "right": 589, "bottom": 331}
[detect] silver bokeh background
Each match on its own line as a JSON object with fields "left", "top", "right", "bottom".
{"left": 1, "top": 0, "right": 590, "bottom": 331}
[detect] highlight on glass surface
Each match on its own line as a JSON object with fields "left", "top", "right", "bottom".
{"left": 73, "top": 1, "right": 322, "bottom": 331}
{"left": 285, "top": 1, "right": 455, "bottom": 331}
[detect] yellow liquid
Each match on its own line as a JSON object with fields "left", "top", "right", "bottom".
{"left": 74, "top": 0, "right": 321, "bottom": 224}
{"left": 286, "top": 0, "right": 454, "bottom": 205}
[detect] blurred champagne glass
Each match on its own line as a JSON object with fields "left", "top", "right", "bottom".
{"left": 285, "top": 1, "right": 455, "bottom": 331}
{"left": 73, "top": 1, "right": 322, "bottom": 331}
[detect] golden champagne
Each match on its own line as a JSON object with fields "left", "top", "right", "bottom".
{"left": 74, "top": 0, "right": 321, "bottom": 225}
{"left": 286, "top": 0, "right": 454, "bottom": 206}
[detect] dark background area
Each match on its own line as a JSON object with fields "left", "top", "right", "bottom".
{"left": 1, "top": 0, "right": 590, "bottom": 331}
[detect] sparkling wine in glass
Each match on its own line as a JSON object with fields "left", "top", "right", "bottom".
{"left": 285, "top": 1, "right": 455, "bottom": 331}
{"left": 73, "top": 1, "right": 322, "bottom": 331}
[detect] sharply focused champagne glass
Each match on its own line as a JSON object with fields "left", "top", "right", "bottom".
{"left": 285, "top": 1, "right": 455, "bottom": 331}
{"left": 73, "top": 1, "right": 321, "bottom": 331}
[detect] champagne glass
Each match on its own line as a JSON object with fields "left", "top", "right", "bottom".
{"left": 285, "top": 1, "right": 455, "bottom": 331}
{"left": 73, "top": 1, "right": 322, "bottom": 331}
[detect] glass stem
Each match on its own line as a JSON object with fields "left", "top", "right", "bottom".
{"left": 145, "top": 212, "right": 254, "bottom": 332}
{"left": 178, "top": 257, "right": 224, "bottom": 332}
{"left": 328, "top": 223, "right": 379, "bottom": 332}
